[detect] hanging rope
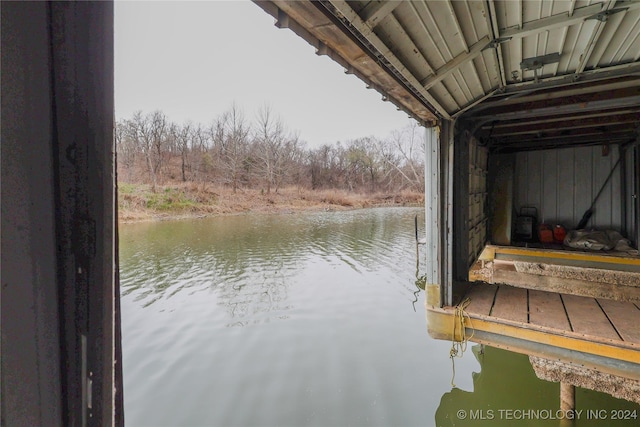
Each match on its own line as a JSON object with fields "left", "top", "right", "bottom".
{"left": 449, "top": 297, "right": 474, "bottom": 388}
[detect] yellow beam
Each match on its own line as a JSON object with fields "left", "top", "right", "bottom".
{"left": 468, "top": 316, "right": 640, "bottom": 365}
{"left": 426, "top": 307, "right": 640, "bottom": 364}
{"left": 487, "top": 245, "right": 640, "bottom": 266}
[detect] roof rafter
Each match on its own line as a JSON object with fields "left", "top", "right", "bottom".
{"left": 360, "top": 0, "right": 400, "bottom": 28}
{"left": 324, "top": 0, "right": 450, "bottom": 118}
{"left": 478, "top": 108, "right": 640, "bottom": 131}
{"left": 576, "top": 0, "right": 618, "bottom": 74}
{"left": 483, "top": 113, "right": 640, "bottom": 137}
{"left": 420, "top": 36, "right": 491, "bottom": 89}
{"left": 500, "top": 3, "right": 605, "bottom": 40}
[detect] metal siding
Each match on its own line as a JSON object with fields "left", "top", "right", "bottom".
{"left": 625, "top": 145, "right": 635, "bottom": 239}
{"left": 514, "top": 145, "right": 627, "bottom": 232}
{"left": 542, "top": 149, "right": 559, "bottom": 222}
{"left": 467, "top": 136, "right": 489, "bottom": 264}
{"left": 424, "top": 125, "right": 443, "bottom": 305}
{"left": 557, "top": 148, "right": 575, "bottom": 226}
{"left": 514, "top": 151, "right": 528, "bottom": 212}
{"left": 635, "top": 144, "right": 640, "bottom": 247}
{"left": 574, "top": 146, "right": 593, "bottom": 226}
{"left": 528, "top": 150, "right": 543, "bottom": 219}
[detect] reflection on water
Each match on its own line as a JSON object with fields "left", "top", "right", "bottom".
{"left": 119, "top": 207, "right": 638, "bottom": 427}
{"left": 437, "top": 345, "right": 639, "bottom": 426}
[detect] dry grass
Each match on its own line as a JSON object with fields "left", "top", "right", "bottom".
{"left": 117, "top": 182, "right": 424, "bottom": 223}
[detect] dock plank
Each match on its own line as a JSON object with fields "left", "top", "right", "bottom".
{"left": 597, "top": 299, "right": 640, "bottom": 344}
{"left": 491, "top": 285, "right": 528, "bottom": 323}
{"left": 562, "top": 294, "right": 620, "bottom": 340}
{"left": 529, "top": 289, "right": 571, "bottom": 330}
{"left": 464, "top": 283, "right": 498, "bottom": 316}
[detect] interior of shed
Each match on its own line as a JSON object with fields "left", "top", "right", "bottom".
{"left": 489, "top": 141, "right": 638, "bottom": 251}
{"left": 458, "top": 77, "right": 640, "bottom": 302}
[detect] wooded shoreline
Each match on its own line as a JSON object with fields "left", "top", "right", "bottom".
{"left": 118, "top": 182, "right": 424, "bottom": 223}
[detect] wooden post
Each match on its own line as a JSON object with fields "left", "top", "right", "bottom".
{"left": 560, "top": 381, "right": 576, "bottom": 426}
{"left": 560, "top": 381, "right": 575, "bottom": 411}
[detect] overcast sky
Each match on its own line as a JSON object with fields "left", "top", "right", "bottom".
{"left": 114, "top": 0, "right": 416, "bottom": 148}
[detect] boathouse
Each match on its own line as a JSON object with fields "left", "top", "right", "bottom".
{"left": 251, "top": 0, "right": 640, "bottom": 404}
{"left": 2, "top": 1, "right": 640, "bottom": 425}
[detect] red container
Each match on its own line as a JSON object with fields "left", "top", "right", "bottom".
{"left": 538, "top": 224, "right": 554, "bottom": 243}
{"left": 553, "top": 225, "right": 567, "bottom": 243}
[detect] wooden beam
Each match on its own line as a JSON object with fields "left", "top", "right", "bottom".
{"left": 490, "top": 124, "right": 637, "bottom": 145}
{"left": 475, "top": 86, "right": 640, "bottom": 118}
{"left": 482, "top": 113, "right": 640, "bottom": 137}
{"left": 478, "top": 108, "right": 640, "bottom": 132}
{"left": 478, "top": 77, "right": 640, "bottom": 109}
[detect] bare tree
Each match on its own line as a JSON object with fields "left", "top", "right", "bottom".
{"left": 346, "top": 137, "right": 382, "bottom": 192}
{"left": 127, "top": 111, "right": 158, "bottom": 191}
{"left": 255, "top": 105, "right": 288, "bottom": 194}
{"left": 115, "top": 108, "right": 422, "bottom": 195}
{"left": 172, "top": 121, "right": 193, "bottom": 182}
{"left": 214, "top": 104, "right": 250, "bottom": 192}
{"left": 385, "top": 123, "right": 425, "bottom": 192}
{"left": 115, "top": 119, "right": 137, "bottom": 181}
{"left": 149, "top": 110, "right": 169, "bottom": 182}
{"left": 190, "top": 123, "right": 210, "bottom": 182}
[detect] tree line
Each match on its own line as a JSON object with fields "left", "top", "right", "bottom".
{"left": 115, "top": 105, "right": 425, "bottom": 194}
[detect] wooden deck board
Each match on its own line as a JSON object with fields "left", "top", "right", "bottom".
{"left": 529, "top": 289, "right": 571, "bottom": 331}
{"left": 464, "top": 283, "right": 498, "bottom": 316}
{"left": 597, "top": 298, "right": 640, "bottom": 344}
{"left": 461, "top": 282, "right": 640, "bottom": 345}
{"left": 491, "top": 285, "right": 528, "bottom": 323}
{"left": 562, "top": 294, "right": 620, "bottom": 340}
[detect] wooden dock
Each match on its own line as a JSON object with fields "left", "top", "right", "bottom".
{"left": 464, "top": 283, "right": 640, "bottom": 345}
{"left": 427, "top": 282, "right": 640, "bottom": 381}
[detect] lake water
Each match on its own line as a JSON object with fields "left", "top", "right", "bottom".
{"left": 120, "top": 207, "right": 639, "bottom": 426}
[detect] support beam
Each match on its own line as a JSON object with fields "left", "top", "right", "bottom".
{"left": 325, "top": 0, "right": 450, "bottom": 118}
{"left": 500, "top": 2, "right": 605, "bottom": 40}
{"left": 576, "top": 0, "right": 617, "bottom": 74}
{"left": 484, "top": 0, "right": 507, "bottom": 87}
{"left": 360, "top": 0, "right": 400, "bottom": 28}
{"left": 483, "top": 113, "right": 640, "bottom": 137}
{"left": 255, "top": 1, "right": 438, "bottom": 125}
{"left": 421, "top": 36, "right": 491, "bottom": 89}
{"left": 471, "top": 87, "right": 640, "bottom": 120}
{"left": 425, "top": 125, "right": 443, "bottom": 307}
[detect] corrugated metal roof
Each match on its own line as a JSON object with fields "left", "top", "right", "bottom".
{"left": 254, "top": 0, "right": 640, "bottom": 152}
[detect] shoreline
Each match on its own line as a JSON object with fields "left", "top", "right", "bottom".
{"left": 117, "top": 182, "right": 424, "bottom": 223}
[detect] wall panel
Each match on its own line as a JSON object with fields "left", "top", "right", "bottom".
{"left": 513, "top": 145, "right": 627, "bottom": 233}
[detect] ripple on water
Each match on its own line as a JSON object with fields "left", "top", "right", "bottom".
{"left": 120, "top": 208, "right": 638, "bottom": 427}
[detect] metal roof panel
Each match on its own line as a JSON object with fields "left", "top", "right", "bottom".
{"left": 255, "top": 1, "right": 640, "bottom": 149}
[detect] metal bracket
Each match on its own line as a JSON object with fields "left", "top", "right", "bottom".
{"left": 587, "top": 8, "right": 627, "bottom": 22}
{"left": 520, "top": 52, "right": 561, "bottom": 71}
{"left": 486, "top": 37, "right": 512, "bottom": 50}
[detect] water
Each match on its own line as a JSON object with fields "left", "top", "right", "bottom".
{"left": 120, "top": 207, "right": 639, "bottom": 426}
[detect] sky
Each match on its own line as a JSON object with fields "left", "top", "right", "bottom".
{"left": 114, "top": 0, "right": 416, "bottom": 148}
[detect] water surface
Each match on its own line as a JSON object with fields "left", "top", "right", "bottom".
{"left": 120, "top": 207, "right": 638, "bottom": 426}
